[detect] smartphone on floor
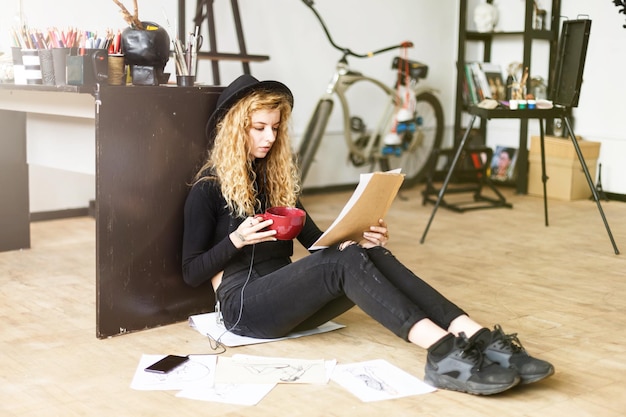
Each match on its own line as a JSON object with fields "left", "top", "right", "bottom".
{"left": 144, "top": 355, "right": 189, "bottom": 374}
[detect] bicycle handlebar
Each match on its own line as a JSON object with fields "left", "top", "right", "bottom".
{"left": 302, "top": 0, "right": 413, "bottom": 59}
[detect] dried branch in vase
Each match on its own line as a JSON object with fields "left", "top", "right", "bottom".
{"left": 112, "top": 0, "right": 144, "bottom": 29}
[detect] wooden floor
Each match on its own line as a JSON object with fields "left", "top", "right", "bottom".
{"left": 2, "top": 185, "right": 625, "bottom": 416}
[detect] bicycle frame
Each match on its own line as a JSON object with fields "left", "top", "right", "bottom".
{"left": 331, "top": 64, "right": 397, "bottom": 156}
{"left": 298, "top": 59, "right": 438, "bottom": 182}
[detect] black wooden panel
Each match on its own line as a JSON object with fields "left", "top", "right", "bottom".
{"left": 0, "top": 110, "right": 30, "bottom": 252}
{"left": 95, "top": 85, "right": 222, "bottom": 338}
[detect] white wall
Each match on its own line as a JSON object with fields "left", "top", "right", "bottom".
{"left": 188, "top": 0, "right": 459, "bottom": 187}
{"left": 1, "top": 0, "right": 624, "bottom": 195}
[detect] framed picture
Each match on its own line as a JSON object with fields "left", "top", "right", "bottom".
{"left": 490, "top": 146, "right": 518, "bottom": 182}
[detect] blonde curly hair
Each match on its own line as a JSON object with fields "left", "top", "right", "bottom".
{"left": 194, "top": 90, "right": 301, "bottom": 218}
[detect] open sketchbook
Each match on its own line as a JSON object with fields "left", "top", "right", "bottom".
{"left": 309, "top": 170, "right": 404, "bottom": 250}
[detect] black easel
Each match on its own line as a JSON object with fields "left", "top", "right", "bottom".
{"left": 594, "top": 163, "right": 609, "bottom": 201}
{"left": 420, "top": 19, "right": 620, "bottom": 255}
{"left": 421, "top": 146, "right": 513, "bottom": 212}
{"left": 182, "top": 0, "right": 269, "bottom": 85}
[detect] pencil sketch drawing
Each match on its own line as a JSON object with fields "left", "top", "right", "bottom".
{"left": 347, "top": 366, "right": 399, "bottom": 395}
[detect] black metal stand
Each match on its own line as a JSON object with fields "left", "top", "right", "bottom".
{"left": 188, "top": 0, "right": 270, "bottom": 85}
{"left": 420, "top": 106, "right": 620, "bottom": 255}
{"left": 422, "top": 146, "right": 513, "bottom": 212}
{"left": 593, "top": 163, "right": 610, "bottom": 201}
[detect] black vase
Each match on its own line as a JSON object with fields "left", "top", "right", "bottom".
{"left": 121, "top": 22, "right": 170, "bottom": 70}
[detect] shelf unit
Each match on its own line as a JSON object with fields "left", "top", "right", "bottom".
{"left": 453, "top": 0, "right": 562, "bottom": 193}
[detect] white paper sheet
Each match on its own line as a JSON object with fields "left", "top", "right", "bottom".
{"left": 331, "top": 359, "right": 436, "bottom": 402}
{"left": 188, "top": 312, "right": 345, "bottom": 346}
{"left": 215, "top": 354, "right": 335, "bottom": 385}
{"left": 176, "top": 382, "right": 276, "bottom": 406}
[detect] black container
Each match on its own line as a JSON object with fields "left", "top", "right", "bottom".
{"left": 176, "top": 75, "right": 195, "bottom": 87}
{"left": 121, "top": 22, "right": 170, "bottom": 70}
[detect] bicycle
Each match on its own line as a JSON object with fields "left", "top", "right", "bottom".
{"left": 297, "top": 0, "right": 444, "bottom": 187}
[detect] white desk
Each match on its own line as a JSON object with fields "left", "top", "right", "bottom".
{"left": 0, "top": 85, "right": 95, "bottom": 251}
{"left": 0, "top": 86, "right": 96, "bottom": 225}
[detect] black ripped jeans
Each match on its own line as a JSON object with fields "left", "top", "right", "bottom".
{"left": 216, "top": 244, "right": 466, "bottom": 341}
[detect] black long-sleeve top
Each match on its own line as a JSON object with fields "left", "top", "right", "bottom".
{"left": 181, "top": 179, "right": 323, "bottom": 288}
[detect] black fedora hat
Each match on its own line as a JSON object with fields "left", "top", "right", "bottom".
{"left": 205, "top": 74, "right": 294, "bottom": 142}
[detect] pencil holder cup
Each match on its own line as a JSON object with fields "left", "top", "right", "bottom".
{"left": 21, "top": 49, "right": 42, "bottom": 85}
{"left": 51, "top": 47, "right": 70, "bottom": 85}
{"left": 39, "top": 49, "right": 55, "bottom": 85}
{"left": 11, "top": 47, "right": 23, "bottom": 65}
{"left": 67, "top": 56, "right": 86, "bottom": 85}
{"left": 11, "top": 47, "right": 26, "bottom": 85}
{"left": 176, "top": 75, "right": 195, "bottom": 87}
{"left": 67, "top": 49, "right": 108, "bottom": 86}
{"left": 107, "top": 54, "right": 126, "bottom": 85}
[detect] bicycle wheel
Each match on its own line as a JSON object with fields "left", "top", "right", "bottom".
{"left": 380, "top": 91, "right": 444, "bottom": 187}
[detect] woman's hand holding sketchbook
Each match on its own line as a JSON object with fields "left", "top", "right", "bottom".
{"left": 309, "top": 169, "right": 404, "bottom": 250}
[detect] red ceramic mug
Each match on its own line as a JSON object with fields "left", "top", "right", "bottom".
{"left": 261, "top": 207, "right": 306, "bottom": 240}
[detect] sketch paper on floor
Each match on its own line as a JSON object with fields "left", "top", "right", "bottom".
{"left": 176, "top": 382, "right": 276, "bottom": 406}
{"left": 331, "top": 359, "right": 436, "bottom": 402}
{"left": 189, "top": 312, "right": 345, "bottom": 346}
{"left": 215, "top": 354, "right": 333, "bottom": 385}
{"left": 130, "top": 354, "right": 216, "bottom": 391}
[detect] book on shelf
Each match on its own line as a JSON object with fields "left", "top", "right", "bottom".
{"left": 462, "top": 62, "right": 506, "bottom": 104}
{"left": 471, "top": 62, "right": 490, "bottom": 102}
{"left": 463, "top": 64, "right": 478, "bottom": 105}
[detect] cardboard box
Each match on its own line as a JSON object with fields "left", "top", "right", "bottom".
{"left": 528, "top": 135, "right": 600, "bottom": 201}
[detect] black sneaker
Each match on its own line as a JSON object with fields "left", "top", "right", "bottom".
{"left": 424, "top": 332, "right": 520, "bottom": 395}
{"left": 479, "top": 325, "right": 555, "bottom": 384}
